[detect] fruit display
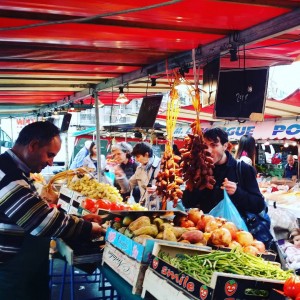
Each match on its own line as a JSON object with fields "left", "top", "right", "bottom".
{"left": 180, "top": 129, "right": 216, "bottom": 191}
{"left": 180, "top": 80, "right": 215, "bottom": 191}
{"left": 158, "top": 248, "right": 292, "bottom": 285}
{"left": 155, "top": 152, "right": 183, "bottom": 209}
{"left": 111, "top": 208, "right": 271, "bottom": 256}
{"left": 155, "top": 71, "right": 185, "bottom": 209}
{"left": 174, "top": 208, "right": 270, "bottom": 255}
{"left": 68, "top": 174, "right": 123, "bottom": 203}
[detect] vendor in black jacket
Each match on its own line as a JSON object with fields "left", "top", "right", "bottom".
{"left": 182, "top": 128, "right": 265, "bottom": 215}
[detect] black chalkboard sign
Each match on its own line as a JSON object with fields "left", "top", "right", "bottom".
{"left": 257, "top": 147, "right": 266, "bottom": 165}
{"left": 214, "top": 68, "right": 268, "bottom": 120}
{"left": 135, "top": 94, "right": 163, "bottom": 129}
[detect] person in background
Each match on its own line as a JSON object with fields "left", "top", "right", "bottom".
{"left": 283, "top": 154, "right": 298, "bottom": 179}
{"left": 283, "top": 228, "right": 300, "bottom": 274}
{"left": 115, "top": 142, "right": 161, "bottom": 210}
{"left": 235, "top": 134, "right": 256, "bottom": 166}
{"left": 69, "top": 140, "right": 92, "bottom": 169}
{"left": 182, "top": 127, "right": 265, "bottom": 215}
{"left": 111, "top": 142, "right": 140, "bottom": 202}
{"left": 0, "top": 121, "right": 104, "bottom": 300}
{"left": 82, "top": 141, "right": 106, "bottom": 175}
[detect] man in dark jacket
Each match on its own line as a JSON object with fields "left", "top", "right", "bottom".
{"left": 283, "top": 154, "right": 298, "bottom": 179}
{"left": 182, "top": 128, "right": 265, "bottom": 215}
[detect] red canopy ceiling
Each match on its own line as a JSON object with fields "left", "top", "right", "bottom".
{"left": 0, "top": 0, "right": 299, "bottom": 120}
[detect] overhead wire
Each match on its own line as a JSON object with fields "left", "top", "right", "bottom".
{"left": 0, "top": 0, "right": 182, "bottom": 31}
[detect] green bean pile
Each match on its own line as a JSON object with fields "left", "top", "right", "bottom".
{"left": 158, "top": 248, "right": 292, "bottom": 285}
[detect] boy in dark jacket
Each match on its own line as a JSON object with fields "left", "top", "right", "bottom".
{"left": 182, "top": 128, "right": 265, "bottom": 215}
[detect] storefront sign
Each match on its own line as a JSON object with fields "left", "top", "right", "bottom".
{"left": 173, "top": 119, "right": 300, "bottom": 140}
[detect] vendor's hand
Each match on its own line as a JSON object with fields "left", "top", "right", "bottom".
{"left": 40, "top": 185, "right": 59, "bottom": 205}
{"left": 90, "top": 222, "right": 106, "bottom": 239}
{"left": 221, "top": 178, "right": 238, "bottom": 195}
{"left": 82, "top": 214, "right": 103, "bottom": 224}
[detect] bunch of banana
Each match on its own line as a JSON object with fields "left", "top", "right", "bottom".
{"left": 68, "top": 174, "right": 123, "bottom": 203}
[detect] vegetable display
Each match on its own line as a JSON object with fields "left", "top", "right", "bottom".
{"left": 158, "top": 248, "right": 292, "bottom": 285}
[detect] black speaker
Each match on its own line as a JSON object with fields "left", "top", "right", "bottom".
{"left": 61, "top": 113, "right": 72, "bottom": 132}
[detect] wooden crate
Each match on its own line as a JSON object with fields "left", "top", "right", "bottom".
{"left": 102, "top": 242, "right": 148, "bottom": 295}
{"left": 141, "top": 269, "right": 194, "bottom": 300}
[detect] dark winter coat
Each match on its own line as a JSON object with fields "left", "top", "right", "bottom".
{"left": 182, "top": 151, "right": 265, "bottom": 215}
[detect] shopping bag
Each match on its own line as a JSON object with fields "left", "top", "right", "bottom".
{"left": 242, "top": 208, "right": 274, "bottom": 249}
{"left": 209, "top": 190, "right": 249, "bottom": 231}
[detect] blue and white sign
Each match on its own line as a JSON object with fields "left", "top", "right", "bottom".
{"left": 173, "top": 119, "right": 300, "bottom": 140}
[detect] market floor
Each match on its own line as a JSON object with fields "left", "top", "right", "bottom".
{"left": 50, "top": 258, "right": 157, "bottom": 300}
{"left": 50, "top": 258, "right": 120, "bottom": 300}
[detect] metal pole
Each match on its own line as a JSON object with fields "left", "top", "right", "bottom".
{"left": 94, "top": 91, "right": 102, "bottom": 182}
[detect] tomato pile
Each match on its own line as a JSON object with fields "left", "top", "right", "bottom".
{"left": 81, "top": 198, "right": 128, "bottom": 213}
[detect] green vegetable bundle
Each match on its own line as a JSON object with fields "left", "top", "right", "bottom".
{"left": 158, "top": 248, "right": 292, "bottom": 285}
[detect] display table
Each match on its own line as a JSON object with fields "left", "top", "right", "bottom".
{"left": 264, "top": 191, "right": 300, "bottom": 217}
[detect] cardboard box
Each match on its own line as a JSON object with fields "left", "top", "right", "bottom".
{"left": 57, "top": 187, "right": 87, "bottom": 214}
{"left": 70, "top": 190, "right": 86, "bottom": 209}
{"left": 105, "top": 227, "right": 212, "bottom": 264}
{"left": 102, "top": 242, "right": 147, "bottom": 294}
{"left": 211, "top": 272, "right": 284, "bottom": 299}
{"left": 149, "top": 252, "right": 213, "bottom": 299}
{"left": 150, "top": 242, "right": 285, "bottom": 300}
{"left": 105, "top": 227, "right": 156, "bottom": 263}
{"left": 141, "top": 268, "right": 193, "bottom": 300}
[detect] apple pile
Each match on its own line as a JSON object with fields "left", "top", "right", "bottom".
{"left": 174, "top": 208, "right": 266, "bottom": 255}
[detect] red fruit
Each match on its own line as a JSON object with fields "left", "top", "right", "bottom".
{"left": 284, "top": 275, "right": 300, "bottom": 298}
{"left": 204, "top": 219, "right": 220, "bottom": 233}
{"left": 251, "top": 240, "right": 266, "bottom": 253}
{"left": 82, "top": 198, "right": 96, "bottom": 213}
{"left": 210, "top": 228, "right": 232, "bottom": 246}
{"left": 196, "top": 215, "right": 215, "bottom": 231}
{"left": 180, "top": 218, "right": 195, "bottom": 228}
{"left": 222, "top": 222, "right": 238, "bottom": 240}
{"left": 95, "top": 199, "right": 111, "bottom": 210}
{"left": 187, "top": 208, "right": 203, "bottom": 225}
{"left": 110, "top": 202, "right": 126, "bottom": 211}
{"left": 243, "top": 245, "right": 259, "bottom": 256}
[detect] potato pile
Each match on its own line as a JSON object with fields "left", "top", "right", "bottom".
{"left": 180, "top": 130, "right": 216, "bottom": 191}
{"left": 155, "top": 151, "right": 184, "bottom": 208}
